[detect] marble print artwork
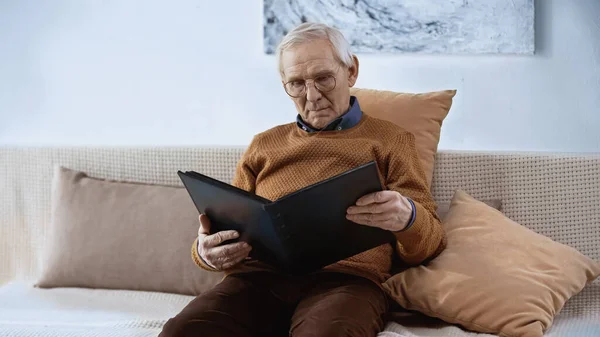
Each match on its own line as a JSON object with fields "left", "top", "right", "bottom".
{"left": 263, "top": 0, "right": 535, "bottom": 54}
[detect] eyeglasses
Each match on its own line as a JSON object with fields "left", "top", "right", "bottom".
{"left": 283, "top": 69, "right": 339, "bottom": 98}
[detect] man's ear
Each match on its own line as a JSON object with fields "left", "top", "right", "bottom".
{"left": 347, "top": 54, "right": 359, "bottom": 87}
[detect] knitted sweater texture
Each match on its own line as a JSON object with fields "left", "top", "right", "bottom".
{"left": 192, "top": 114, "right": 446, "bottom": 283}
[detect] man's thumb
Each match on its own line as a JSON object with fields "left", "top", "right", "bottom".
{"left": 199, "top": 214, "right": 211, "bottom": 234}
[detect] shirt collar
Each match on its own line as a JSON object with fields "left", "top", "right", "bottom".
{"left": 296, "top": 96, "right": 363, "bottom": 133}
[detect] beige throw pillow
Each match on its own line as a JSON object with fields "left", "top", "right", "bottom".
{"left": 383, "top": 190, "right": 600, "bottom": 337}
{"left": 350, "top": 88, "right": 456, "bottom": 187}
{"left": 36, "top": 166, "right": 224, "bottom": 295}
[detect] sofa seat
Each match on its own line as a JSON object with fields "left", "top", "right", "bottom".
{"left": 1, "top": 281, "right": 598, "bottom": 337}
{"left": 0, "top": 281, "right": 191, "bottom": 337}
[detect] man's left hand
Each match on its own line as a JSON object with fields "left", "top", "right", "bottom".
{"left": 346, "top": 191, "right": 413, "bottom": 232}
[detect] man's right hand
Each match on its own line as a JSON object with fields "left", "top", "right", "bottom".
{"left": 197, "top": 214, "right": 252, "bottom": 271}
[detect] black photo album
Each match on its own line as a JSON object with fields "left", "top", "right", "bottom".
{"left": 177, "top": 161, "right": 395, "bottom": 274}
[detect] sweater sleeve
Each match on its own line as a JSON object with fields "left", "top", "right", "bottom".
{"left": 190, "top": 138, "right": 260, "bottom": 271}
{"left": 231, "top": 138, "right": 260, "bottom": 192}
{"left": 386, "top": 132, "right": 447, "bottom": 266}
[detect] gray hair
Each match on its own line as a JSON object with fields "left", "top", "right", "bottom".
{"left": 276, "top": 22, "right": 354, "bottom": 76}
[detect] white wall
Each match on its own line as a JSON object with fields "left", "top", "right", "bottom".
{"left": 1, "top": 0, "right": 599, "bottom": 151}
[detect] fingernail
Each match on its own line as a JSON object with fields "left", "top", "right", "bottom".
{"left": 233, "top": 232, "right": 239, "bottom": 238}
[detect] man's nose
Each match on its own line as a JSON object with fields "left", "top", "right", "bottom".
{"left": 305, "top": 81, "right": 322, "bottom": 102}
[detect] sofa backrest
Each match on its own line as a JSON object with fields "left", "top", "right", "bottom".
{"left": 1, "top": 147, "right": 599, "bottom": 285}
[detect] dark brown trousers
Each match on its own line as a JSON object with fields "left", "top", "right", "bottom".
{"left": 159, "top": 271, "right": 389, "bottom": 337}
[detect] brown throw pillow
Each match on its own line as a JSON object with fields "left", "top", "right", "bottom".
{"left": 350, "top": 88, "right": 456, "bottom": 187}
{"left": 383, "top": 190, "right": 600, "bottom": 337}
{"left": 436, "top": 199, "right": 502, "bottom": 221}
{"left": 36, "top": 166, "right": 224, "bottom": 295}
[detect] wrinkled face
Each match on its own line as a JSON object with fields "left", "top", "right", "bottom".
{"left": 281, "top": 39, "right": 359, "bottom": 130}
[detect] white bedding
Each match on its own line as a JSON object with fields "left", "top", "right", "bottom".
{"left": 1, "top": 282, "right": 598, "bottom": 337}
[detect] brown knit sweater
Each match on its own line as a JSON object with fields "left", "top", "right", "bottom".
{"left": 191, "top": 114, "right": 446, "bottom": 283}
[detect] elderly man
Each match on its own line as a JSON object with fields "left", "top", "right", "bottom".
{"left": 160, "top": 22, "right": 445, "bottom": 337}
